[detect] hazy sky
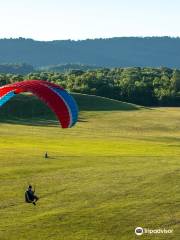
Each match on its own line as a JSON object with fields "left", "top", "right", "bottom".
{"left": 0, "top": 0, "right": 180, "bottom": 41}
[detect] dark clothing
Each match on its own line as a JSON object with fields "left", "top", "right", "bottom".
{"left": 25, "top": 189, "right": 39, "bottom": 203}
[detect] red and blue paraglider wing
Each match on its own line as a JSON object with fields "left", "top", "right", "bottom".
{"left": 0, "top": 80, "right": 78, "bottom": 128}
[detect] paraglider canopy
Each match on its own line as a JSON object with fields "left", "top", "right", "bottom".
{"left": 0, "top": 80, "right": 78, "bottom": 128}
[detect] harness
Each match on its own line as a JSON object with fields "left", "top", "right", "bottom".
{"left": 25, "top": 190, "right": 34, "bottom": 203}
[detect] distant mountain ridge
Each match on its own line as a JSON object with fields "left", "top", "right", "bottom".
{"left": 0, "top": 63, "right": 34, "bottom": 74}
{"left": 39, "top": 63, "right": 101, "bottom": 72}
{"left": 0, "top": 37, "right": 180, "bottom": 67}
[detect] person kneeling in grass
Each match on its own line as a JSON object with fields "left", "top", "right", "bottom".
{"left": 25, "top": 185, "right": 39, "bottom": 206}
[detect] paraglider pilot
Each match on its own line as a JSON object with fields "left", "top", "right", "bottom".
{"left": 25, "top": 185, "right": 39, "bottom": 205}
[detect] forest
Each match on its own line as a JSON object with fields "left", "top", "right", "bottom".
{"left": 0, "top": 67, "right": 180, "bottom": 106}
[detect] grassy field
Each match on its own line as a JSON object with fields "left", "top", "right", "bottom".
{"left": 0, "top": 94, "right": 179, "bottom": 240}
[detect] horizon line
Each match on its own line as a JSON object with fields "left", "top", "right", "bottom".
{"left": 0, "top": 36, "right": 180, "bottom": 42}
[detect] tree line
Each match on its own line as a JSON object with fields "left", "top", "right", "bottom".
{"left": 0, "top": 67, "right": 180, "bottom": 106}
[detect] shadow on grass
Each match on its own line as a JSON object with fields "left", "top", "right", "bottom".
{"left": 72, "top": 93, "right": 146, "bottom": 111}
{"left": 0, "top": 118, "right": 59, "bottom": 127}
{"left": 0, "top": 117, "right": 88, "bottom": 127}
{"left": 0, "top": 93, "right": 144, "bottom": 126}
{"left": 74, "top": 94, "right": 141, "bottom": 111}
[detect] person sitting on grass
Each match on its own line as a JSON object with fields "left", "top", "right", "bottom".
{"left": 25, "top": 185, "right": 39, "bottom": 206}
{"left": 45, "top": 152, "right": 48, "bottom": 158}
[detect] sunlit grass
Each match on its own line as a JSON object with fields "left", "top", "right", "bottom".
{"left": 0, "top": 96, "right": 179, "bottom": 239}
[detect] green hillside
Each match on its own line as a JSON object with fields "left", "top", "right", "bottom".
{"left": 0, "top": 94, "right": 179, "bottom": 240}
{"left": 1, "top": 37, "right": 180, "bottom": 68}
{"left": 0, "top": 93, "right": 140, "bottom": 121}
